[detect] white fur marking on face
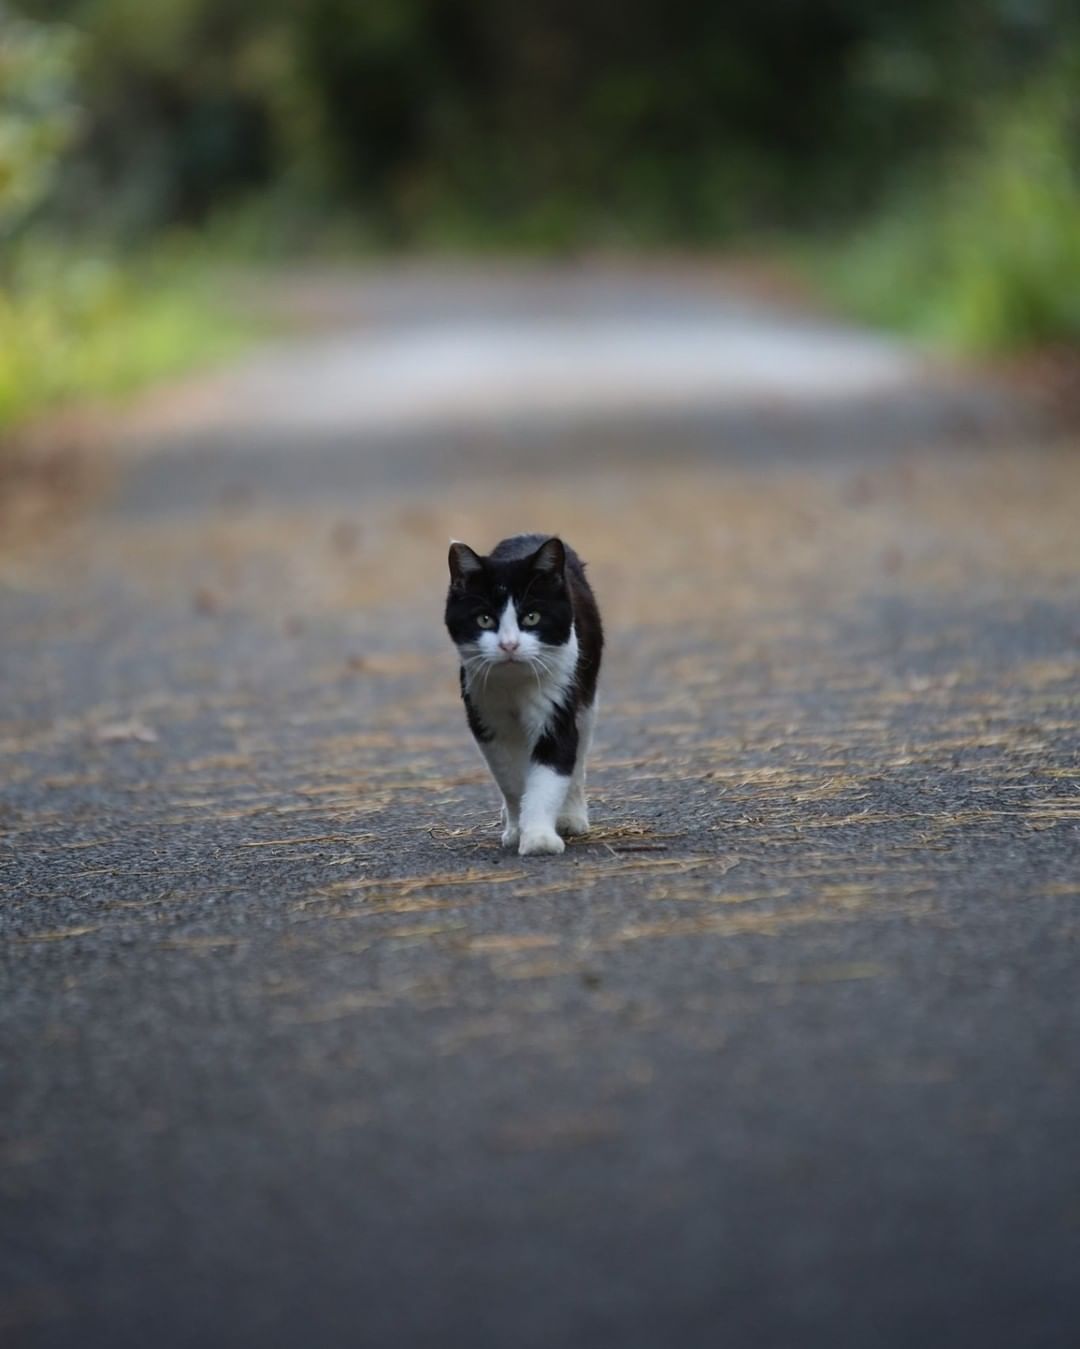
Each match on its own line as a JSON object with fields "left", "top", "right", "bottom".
{"left": 471, "top": 596, "right": 550, "bottom": 668}
{"left": 496, "top": 597, "right": 519, "bottom": 647}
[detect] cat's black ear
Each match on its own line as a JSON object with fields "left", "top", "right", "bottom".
{"left": 448, "top": 541, "right": 484, "bottom": 587}
{"left": 529, "top": 537, "right": 566, "bottom": 578}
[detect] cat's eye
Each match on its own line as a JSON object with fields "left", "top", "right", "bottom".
{"left": 476, "top": 614, "right": 496, "bottom": 629}
{"left": 521, "top": 611, "right": 541, "bottom": 627}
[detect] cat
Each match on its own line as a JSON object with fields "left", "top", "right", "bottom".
{"left": 445, "top": 534, "right": 603, "bottom": 856}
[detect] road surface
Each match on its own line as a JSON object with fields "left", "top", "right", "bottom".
{"left": 2, "top": 264, "right": 1079, "bottom": 1347}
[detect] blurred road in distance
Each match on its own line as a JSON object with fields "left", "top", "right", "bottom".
{"left": 135, "top": 265, "right": 923, "bottom": 435}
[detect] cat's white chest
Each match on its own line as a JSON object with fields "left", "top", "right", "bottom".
{"left": 474, "top": 676, "right": 556, "bottom": 746}
{"left": 468, "top": 628, "right": 578, "bottom": 747}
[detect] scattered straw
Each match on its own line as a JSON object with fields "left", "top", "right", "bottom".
{"left": 15, "top": 925, "right": 99, "bottom": 943}
{"left": 466, "top": 934, "right": 560, "bottom": 952}
{"left": 235, "top": 833, "right": 355, "bottom": 848}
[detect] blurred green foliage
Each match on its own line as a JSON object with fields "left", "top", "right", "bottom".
{"left": 0, "top": 0, "right": 1077, "bottom": 435}
{"left": 0, "top": 3, "right": 254, "bottom": 432}
{"left": 10, "top": 0, "right": 1078, "bottom": 245}
{"left": 0, "top": 244, "right": 253, "bottom": 429}
{"left": 0, "top": 5, "right": 79, "bottom": 240}
{"left": 821, "top": 58, "right": 1080, "bottom": 351}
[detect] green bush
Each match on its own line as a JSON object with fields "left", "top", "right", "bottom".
{"left": 0, "top": 13, "right": 254, "bottom": 435}
{"left": 0, "top": 246, "right": 252, "bottom": 432}
{"left": 0, "top": 7, "right": 80, "bottom": 239}
{"left": 820, "top": 67, "right": 1080, "bottom": 351}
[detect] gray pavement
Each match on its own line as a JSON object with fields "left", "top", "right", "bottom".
{"left": 2, "top": 264, "right": 1079, "bottom": 1347}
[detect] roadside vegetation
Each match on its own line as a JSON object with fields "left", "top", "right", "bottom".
{"left": 820, "top": 62, "right": 1080, "bottom": 352}
{"left": 2, "top": 0, "right": 1077, "bottom": 436}
{"left": 0, "top": 245, "right": 253, "bottom": 432}
{"left": 0, "top": 12, "right": 249, "bottom": 435}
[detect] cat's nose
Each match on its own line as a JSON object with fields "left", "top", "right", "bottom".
{"left": 499, "top": 638, "right": 520, "bottom": 654}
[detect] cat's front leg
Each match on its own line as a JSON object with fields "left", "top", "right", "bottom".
{"left": 557, "top": 782, "right": 589, "bottom": 837}
{"left": 500, "top": 795, "right": 521, "bottom": 849}
{"left": 473, "top": 736, "right": 525, "bottom": 850}
{"left": 519, "top": 708, "right": 578, "bottom": 856}
{"left": 557, "top": 700, "right": 596, "bottom": 836}
{"left": 517, "top": 706, "right": 577, "bottom": 852}
{"left": 518, "top": 764, "right": 570, "bottom": 855}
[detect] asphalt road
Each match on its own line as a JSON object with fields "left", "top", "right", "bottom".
{"left": 2, "top": 264, "right": 1079, "bottom": 1348}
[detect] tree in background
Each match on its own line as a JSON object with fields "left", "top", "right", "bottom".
{"left": 4, "top": 0, "right": 1078, "bottom": 355}
{"left": 0, "top": 5, "right": 80, "bottom": 246}
{"left": 8, "top": 0, "right": 1077, "bottom": 244}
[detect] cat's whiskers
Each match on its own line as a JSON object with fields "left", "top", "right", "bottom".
{"left": 459, "top": 654, "right": 486, "bottom": 692}
{"left": 529, "top": 651, "right": 558, "bottom": 683}
{"left": 525, "top": 655, "right": 544, "bottom": 698}
{"left": 527, "top": 659, "right": 550, "bottom": 688}
{"left": 461, "top": 654, "right": 500, "bottom": 702}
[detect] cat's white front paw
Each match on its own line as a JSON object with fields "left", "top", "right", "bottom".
{"left": 518, "top": 826, "right": 565, "bottom": 856}
{"left": 557, "top": 807, "right": 589, "bottom": 837}
{"left": 501, "top": 823, "right": 520, "bottom": 849}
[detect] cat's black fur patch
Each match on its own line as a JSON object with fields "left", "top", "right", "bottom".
{"left": 532, "top": 698, "right": 579, "bottom": 774}
{"left": 459, "top": 667, "right": 493, "bottom": 743}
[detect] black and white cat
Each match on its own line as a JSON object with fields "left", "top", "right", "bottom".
{"left": 445, "top": 534, "right": 603, "bottom": 856}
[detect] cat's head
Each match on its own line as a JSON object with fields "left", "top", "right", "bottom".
{"left": 445, "top": 536, "right": 572, "bottom": 670}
